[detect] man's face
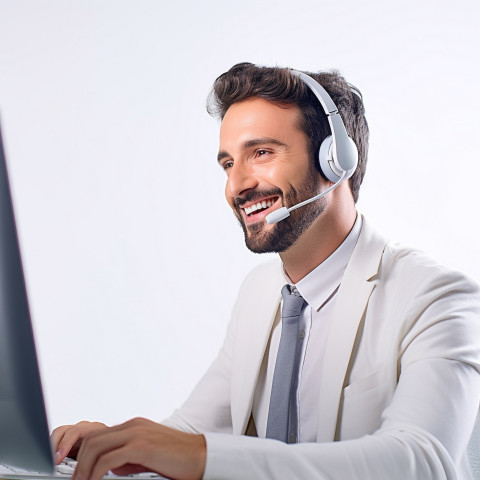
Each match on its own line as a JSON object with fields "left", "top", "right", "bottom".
{"left": 218, "top": 97, "right": 328, "bottom": 253}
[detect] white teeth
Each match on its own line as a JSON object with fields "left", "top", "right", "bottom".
{"left": 243, "top": 198, "right": 276, "bottom": 216}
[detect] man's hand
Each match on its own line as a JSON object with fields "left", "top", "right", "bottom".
{"left": 64, "top": 418, "right": 206, "bottom": 480}
{"left": 51, "top": 421, "right": 108, "bottom": 464}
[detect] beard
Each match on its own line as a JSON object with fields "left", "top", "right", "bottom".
{"left": 233, "top": 165, "right": 326, "bottom": 254}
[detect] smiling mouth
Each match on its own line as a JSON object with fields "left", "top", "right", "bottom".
{"left": 241, "top": 196, "right": 280, "bottom": 218}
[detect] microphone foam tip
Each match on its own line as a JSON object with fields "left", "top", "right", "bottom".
{"left": 266, "top": 207, "right": 290, "bottom": 224}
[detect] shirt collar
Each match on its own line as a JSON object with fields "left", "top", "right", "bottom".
{"left": 282, "top": 215, "right": 362, "bottom": 311}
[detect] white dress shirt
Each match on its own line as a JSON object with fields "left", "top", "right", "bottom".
{"left": 252, "top": 216, "right": 362, "bottom": 441}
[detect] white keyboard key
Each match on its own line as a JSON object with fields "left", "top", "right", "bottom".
{"left": 0, "top": 465, "right": 15, "bottom": 474}
{"left": 55, "top": 464, "right": 76, "bottom": 475}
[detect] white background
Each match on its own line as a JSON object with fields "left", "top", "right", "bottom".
{"left": 0, "top": 0, "right": 479, "bottom": 429}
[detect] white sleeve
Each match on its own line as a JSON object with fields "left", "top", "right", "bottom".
{"left": 161, "top": 286, "right": 240, "bottom": 435}
{"left": 160, "top": 318, "right": 235, "bottom": 435}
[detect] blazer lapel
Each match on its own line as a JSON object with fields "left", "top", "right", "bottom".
{"left": 231, "top": 261, "right": 285, "bottom": 435}
{"left": 316, "top": 216, "right": 386, "bottom": 442}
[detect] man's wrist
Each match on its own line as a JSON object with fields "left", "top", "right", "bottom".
{"left": 191, "top": 434, "right": 206, "bottom": 480}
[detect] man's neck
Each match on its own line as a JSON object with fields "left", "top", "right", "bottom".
{"left": 279, "top": 204, "right": 357, "bottom": 284}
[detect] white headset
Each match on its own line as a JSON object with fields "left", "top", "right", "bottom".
{"left": 265, "top": 70, "right": 359, "bottom": 224}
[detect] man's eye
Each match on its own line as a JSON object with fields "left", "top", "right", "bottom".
{"left": 223, "top": 161, "right": 234, "bottom": 171}
{"left": 256, "top": 149, "right": 269, "bottom": 156}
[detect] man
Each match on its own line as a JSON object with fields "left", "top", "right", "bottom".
{"left": 51, "top": 63, "right": 480, "bottom": 479}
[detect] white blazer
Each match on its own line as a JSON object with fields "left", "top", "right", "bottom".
{"left": 164, "top": 216, "right": 480, "bottom": 479}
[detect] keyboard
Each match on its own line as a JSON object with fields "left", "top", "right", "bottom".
{"left": 0, "top": 458, "right": 166, "bottom": 479}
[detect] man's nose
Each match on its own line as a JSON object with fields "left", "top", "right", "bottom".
{"left": 226, "top": 162, "right": 258, "bottom": 199}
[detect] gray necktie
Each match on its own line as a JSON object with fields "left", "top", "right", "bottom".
{"left": 266, "top": 284, "right": 306, "bottom": 443}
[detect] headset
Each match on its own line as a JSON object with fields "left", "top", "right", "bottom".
{"left": 265, "top": 70, "right": 359, "bottom": 224}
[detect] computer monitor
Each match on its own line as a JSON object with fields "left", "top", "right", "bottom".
{"left": 0, "top": 121, "right": 54, "bottom": 473}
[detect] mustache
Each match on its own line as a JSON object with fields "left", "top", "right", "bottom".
{"left": 233, "top": 188, "right": 283, "bottom": 208}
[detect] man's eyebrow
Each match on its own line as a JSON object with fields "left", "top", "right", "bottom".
{"left": 242, "top": 137, "right": 287, "bottom": 149}
{"left": 217, "top": 151, "right": 230, "bottom": 164}
{"left": 217, "top": 137, "right": 287, "bottom": 164}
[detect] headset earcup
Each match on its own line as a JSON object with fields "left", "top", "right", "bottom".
{"left": 319, "top": 136, "right": 342, "bottom": 182}
{"left": 319, "top": 135, "right": 358, "bottom": 183}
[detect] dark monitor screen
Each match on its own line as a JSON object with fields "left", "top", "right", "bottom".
{"left": 0, "top": 123, "right": 54, "bottom": 473}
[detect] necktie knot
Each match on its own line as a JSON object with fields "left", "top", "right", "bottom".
{"left": 281, "top": 284, "right": 306, "bottom": 319}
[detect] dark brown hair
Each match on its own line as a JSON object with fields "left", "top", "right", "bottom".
{"left": 207, "top": 62, "right": 369, "bottom": 203}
